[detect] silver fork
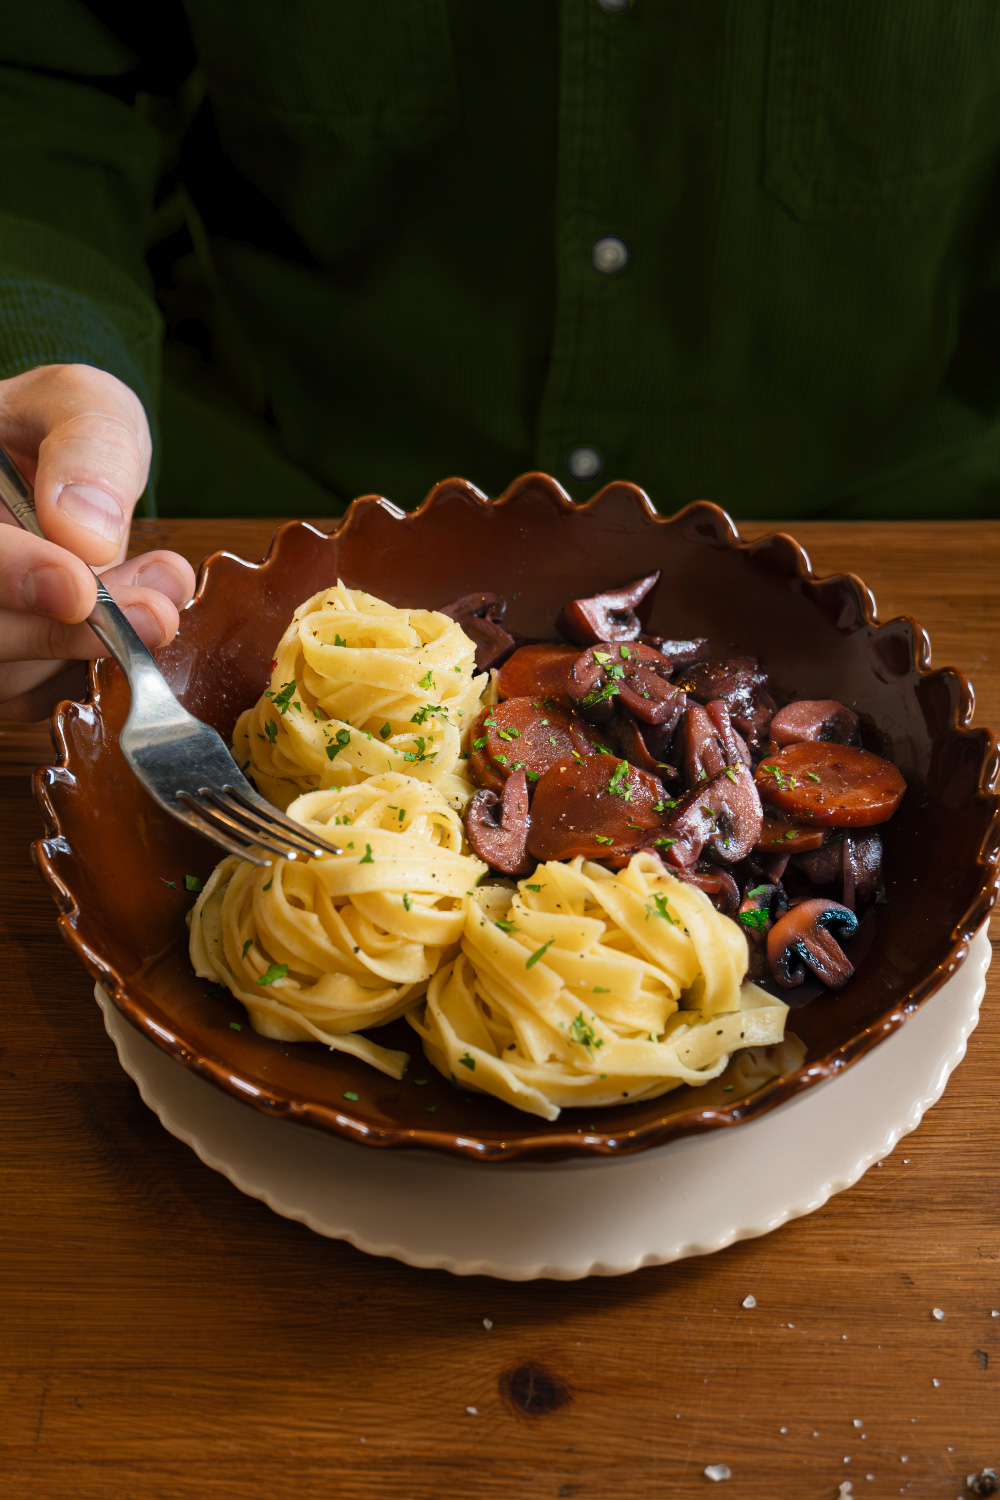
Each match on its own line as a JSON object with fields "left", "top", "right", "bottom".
{"left": 0, "top": 445, "right": 341, "bottom": 868}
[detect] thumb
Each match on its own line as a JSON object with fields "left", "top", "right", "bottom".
{"left": 2, "top": 365, "right": 152, "bottom": 568}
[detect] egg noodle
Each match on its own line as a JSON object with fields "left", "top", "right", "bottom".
{"left": 189, "top": 774, "right": 486, "bottom": 1077}
{"left": 189, "top": 584, "right": 789, "bottom": 1116}
{"left": 408, "top": 853, "right": 787, "bottom": 1119}
{"left": 231, "top": 581, "right": 486, "bottom": 811}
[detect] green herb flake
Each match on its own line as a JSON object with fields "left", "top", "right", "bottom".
{"left": 343, "top": 1090, "right": 360, "bottom": 1101}
{"left": 594, "top": 986, "right": 610, "bottom": 994}
{"left": 272, "top": 679, "right": 297, "bottom": 715}
{"left": 459, "top": 1053, "right": 476, "bottom": 1071}
{"left": 418, "top": 669, "right": 435, "bottom": 690}
{"left": 738, "top": 908, "right": 769, "bottom": 931}
{"left": 593, "top": 650, "right": 612, "bottom": 664}
{"left": 264, "top": 719, "right": 278, "bottom": 745}
{"left": 607, "top": 761, "right": 632, "bottom": 800}
{"left": 647, "top": 893, "right": 680, "bottom": 926}
{"left": 414, "top": 1078, "right": 429, "bottom": 1086}
{"left": 594, "top": 834, "right": 614, "bottom": 845}
{"left": 161, "top": 878, "right": 176, "bottom": 889}
{"left": 256, "top": 963, "right": 289, "bottom": 987}
{"left": 495, "top": 918, "right": 519, "bottom": 933}
{"left": 569, "top": 1012, "right": 602, "bottom": 1052}
{"left": 425, "top": 1105, "right": 437, "bottom": 1114}
{"left": 525, "top": 939, "right": 555, "bottom": 969}
{"left": 184, "top": 874, "right": 202, "bottom": 893}
{"left": 619, "top": 644, "right": 631, "bottom": 659}
{"left": 807, "top": 771, "right": 821, "bottom": 782}
{"left": 334, "top": 633, "right": 347, "bottom": 648}
{"left": 723, "top": 765, "right": 739, "bottom": 784}
{"left": 379, "top": 722, "right": 392, "bottom": 739}
{"left": 402, "top": 893, "right": 412, "bottom": 911}
{"left": 229, "top": 1021, "right": 242, "bottom": 1031}
{"left": 241, "top": 939, "right": 252, "bottom": 959}
{"left": 745, "top": 883, "right": 769, "bottom": 900}
{"left": 262, "top": 876, "right": 273, "bottom": 891}
{"left": 473, "top": 736, "right": 488, "bottom": 750}
{"left": 653, "top": 836, "right": 676, "bottom": 849}
{"left": 360, "top": 843, "right": 374, "bottom": 864}
{"left": 525, "top": 884, "right": 542, "bottom": 892}
{"left": 325, "top": 728, "right": 352, "bottom": 760}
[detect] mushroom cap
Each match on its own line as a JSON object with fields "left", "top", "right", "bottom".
{"left": 464, "top": 769, "right": 533, "bottom": 876}
{"left": 766, "top": 897, "right": 859, "bottom": 990}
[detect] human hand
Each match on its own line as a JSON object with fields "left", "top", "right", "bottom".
{"left": 0, "top": 364, "right": 196, "bottom": 721}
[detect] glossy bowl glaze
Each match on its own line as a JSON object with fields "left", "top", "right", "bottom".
{"left": 33, "top": 475, "right": 1000, "bottom": 1161}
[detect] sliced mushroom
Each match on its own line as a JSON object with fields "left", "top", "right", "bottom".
{"left": 842, "top": 830, "right": 883, "bottom": 911}
{"left": 660, "top": 763, "right": 763, "bottom": 867}
{"left": 641, "top": 635, "right": 709, "bottom": 667}
{"left": 568, "top": 642, "right": 684, "bottom": 726}
{"left": 666, "top": 864, "right": 741, "bottom": 915}
{"left": 464, "top": 769, "right": 532, "bottom": 875}
{"left": 438, "top": 592, "right": 515, "bottom": 671}
{"left": 794, "top": 834, "right": 845, "bottom": 886}
{"left": 602, "top": 713, "right": 679, "bottom": 779}
{"left": 496, "top": 643, "right": 580, "bottom": 704}
{"left": 557, "top": 572, "right": 659, "bottom": 646}
{"left": 769, "top": 699, "right": 859, "bottom": 748}
{"left": 675, "top": 656, "right": 775, "bottom": 742}
{"left": 681, "top": 699, "right": 751, "bottom": 786}
{"left": 736, "top": 880, "right": 790, "bottom": 979}
{"left": 766, "top": 898, "right": 858, "bottom": 990}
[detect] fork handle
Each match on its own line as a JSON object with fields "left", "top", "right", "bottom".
{"left": 0, "top": 442, "right": 161, "bottom": 677}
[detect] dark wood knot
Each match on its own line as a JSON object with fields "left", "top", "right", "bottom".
{"left": 499, "top": 1363, "right": 572, "bottom": 1417}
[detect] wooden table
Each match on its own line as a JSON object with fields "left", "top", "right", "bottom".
{"left": 3, "top": 519, "right": 997, "bottom": 1500}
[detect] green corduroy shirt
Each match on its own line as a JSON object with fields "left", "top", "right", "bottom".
{"left": 2, "top": 1, "right": 1000, "bottom": 520}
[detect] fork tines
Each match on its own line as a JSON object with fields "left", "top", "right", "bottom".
{"left": 176, "top": 785, "right": 344, "bottom": 867}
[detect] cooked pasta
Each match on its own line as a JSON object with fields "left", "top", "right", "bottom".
{"left": 231, "top": 581, "right": 486, "bottom": 811}
{"left": 188, "top": 774, "right": 487, "bottom": 1076}
{"left": 407, "top": 852, "right": 788, "bottom": 1118}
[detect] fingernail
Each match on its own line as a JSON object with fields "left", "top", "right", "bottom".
{"left": 123, "top": 602, "right": 164, "bottom": 647}
{"left": 23, "top": 565, "right": 80, "bottom": 620}
{"left": 57, "top": 484, "right": 125, "bottom": 545}
{"left": 132, "top": 560, "right": 190, "bottom": 607}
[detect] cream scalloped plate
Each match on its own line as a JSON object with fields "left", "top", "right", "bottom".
{"left": 95, "top": 926, "right": 989, "bottom": 1281}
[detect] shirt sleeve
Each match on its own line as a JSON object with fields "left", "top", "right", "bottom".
{"left": 0, "top": 10, "right": 170, "bottom": 485}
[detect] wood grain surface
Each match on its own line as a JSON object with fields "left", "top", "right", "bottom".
{"left": 2, "top": 518, "right": 997, "bottom": 1500}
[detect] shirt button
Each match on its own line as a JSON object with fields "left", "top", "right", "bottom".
{"left": 566, "top": 447, "right": 603, "bottom": 481}
{"left": 596, "top": 0, "right": 632, "bottom": 11}
{"left": 591, "top": 236, "right": 629, "bottom": 274}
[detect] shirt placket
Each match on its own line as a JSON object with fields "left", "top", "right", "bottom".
{"left": 537, "top": 0, "right": 634, "bottom": 491}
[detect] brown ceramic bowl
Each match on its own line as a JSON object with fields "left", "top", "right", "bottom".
{"left": 33, "top": 475, "right": 1000, "bottom": 1161}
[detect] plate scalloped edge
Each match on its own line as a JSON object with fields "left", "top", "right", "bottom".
{"left": 95, "top": 926, "right": 990, "bottom": 1281}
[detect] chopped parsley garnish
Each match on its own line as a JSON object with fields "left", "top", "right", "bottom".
{"left": 607, "top": 761, "right": 632, "bottom": 800}
{"left": 619, "top": 644, "right": 631, "bottom": 658}
{"left": 271, "top": 679, "right": 297, "bottom": 715}
{"left": 525, "top": 883, "right": 542, "bottom": 892}
{"left": 413, "top": 1078, "right": 429, "bottom": 1086}
{"left": 646, "top": 893, "right": 680, "bottom": 925}
{"left": 593, "top": 650, "right": 612, "bottom": 664}
{"left": 581, "top": 681, "right": 620, "bottom": 709}
{"left": 256, "top": 963, "right": 289, "bottom": 986}
{"left": 325, "top": 728, "right": 352, "bottom": 760}
{"left": 459, "top": 1053, "right": 476, "bottom": 1071}
{"left": 594, "top": 834, "right": 614, "bottom": 845}
{"left": 473, "top": 736, "right": 488, "bottom": 750}
{"left": 723, "top": 765, "right": 739, "bottom": 783}
{"left": 495, "top": 918, "right": 519, "bottom": 933}
{"left": 569, "top": 1012, "right": 603, "bottom": 1052}
{"left": 161, "top": 878, "right": 176, "bottom": 889}
{"left": 403, "top": 736, "right": 436, "bottom": 764}
{"left": 594, "top": 986, "right": 610, "bottom": 994}
{"left": 242, "top": 939, "right": 252, "bottom": 959}
{"left": 264, "top": 719, "right": 278, "bottom": 744}
{"left": 807, "top": 771, "right": 821, "bottom": 782}
{"left": 402, "top": 893, "right": 412, "bottom": 911}
{"left": 425, "top": 1105, "right": 437, "bottom": 1114}
{"left": 652, "top": 835, "right": 676, "bottom": 848}
{"left": 360, "top": 843, "right": 374, "bottom": 863}
{"left": 653, "top": 799, "right": 678, "bottom": 812}
{"left": 493, "top": 752, "right": 509, "bottom": 765}
{"left": 262, "top": 876, "right": 273, "bottom": 891}
{"left": 379, "top": 722, "right": 392, "bottom": 739}
{"left": 525, "top": 939, "right": 555, "bottom": 969}
{"left": 745, "top": 883, "right": 769, "bottom": 900}
{"left": 334, "top": 633, "right": 347, "bottom": 648}
{"left": 739, "top": 908, "right": 769, "bottom": 930}
{"left": 411, "top": 703, "right": 447, "bottom": 726}
{"left": 229, "top": 1021, "right": 242, "bottom": 1031}
{"left": 418, "top": 669, "right": 435, "bottom": 690}
{"left": 343, "top": 1091, "right": 359, "bottom": 1101}
{"left": 184, "top": 874, "right": 202, "bottom": 893}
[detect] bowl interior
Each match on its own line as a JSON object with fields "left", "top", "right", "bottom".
{"left": 34, "top": 476, "right": 999, "bottom": 1160}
